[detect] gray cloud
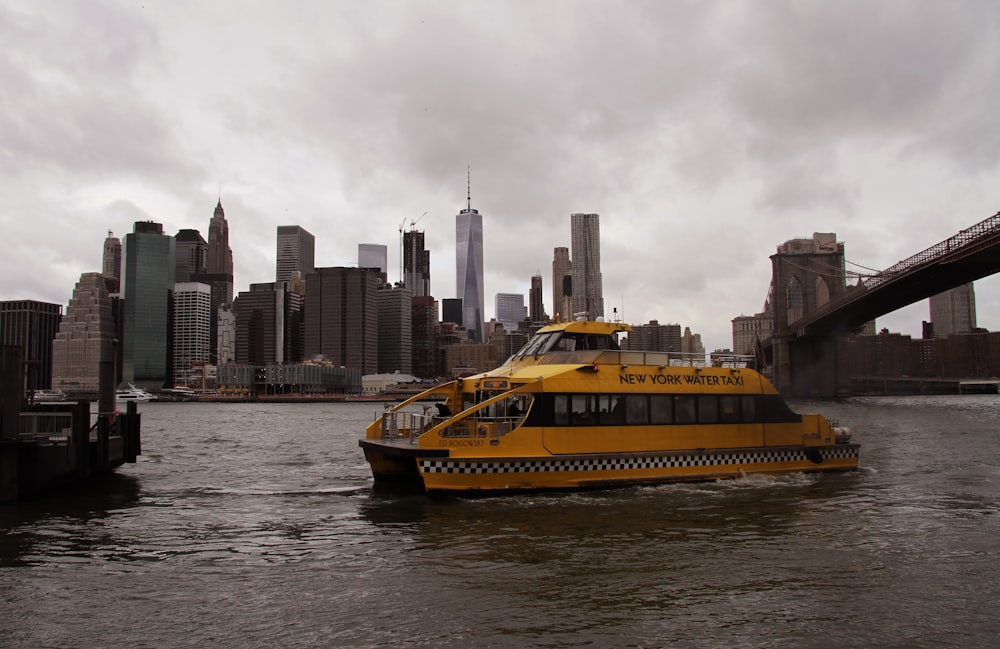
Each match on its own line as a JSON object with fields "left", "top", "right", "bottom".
{"left": 1, "top": 0, "right": 998, "bottom": 352}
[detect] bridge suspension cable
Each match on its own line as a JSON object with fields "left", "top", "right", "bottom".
{"left": 777, "top": 257, "right": 869, "bottom": 282}
{"left": 844, "top": 259, "right": 882, "bottom": 275}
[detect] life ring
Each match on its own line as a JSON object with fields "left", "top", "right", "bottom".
{"left": 478, "top": 425, "right": 487, "bottom": 437}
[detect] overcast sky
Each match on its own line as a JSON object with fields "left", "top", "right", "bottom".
{"left": 2, "top": 0, "right": 999, "bottom": 353}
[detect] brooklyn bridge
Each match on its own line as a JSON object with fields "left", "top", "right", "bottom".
{"left": 760, "top": 209, "right": 1000, "bottom": 397}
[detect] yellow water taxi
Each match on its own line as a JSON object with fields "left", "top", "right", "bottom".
{"left": 359, "top": 319, "right": 859, "bottom": 493}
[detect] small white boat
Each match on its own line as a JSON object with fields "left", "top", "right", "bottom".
{"left": 117, "top": 384, "right": 155, "bottom": 403}
{"left": 160, "top": 386, "right": 200, "bottom": 401}
{"left": 31, "top": 389, "right": 68, "bottom": 403}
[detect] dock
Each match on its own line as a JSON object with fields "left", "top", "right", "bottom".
{"left": 849, "top": 376, "right": 1000, "bottom": 396}
{"left": 1, "top": 346, "right": 141, "bottom": 502}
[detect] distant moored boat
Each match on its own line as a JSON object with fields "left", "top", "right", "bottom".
{"left": 116, "top": 384, "right": 155, "bottom": 403}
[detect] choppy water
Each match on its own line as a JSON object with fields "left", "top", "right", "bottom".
{"left": 2, "top": 397, "right": 999, "bottom": 648}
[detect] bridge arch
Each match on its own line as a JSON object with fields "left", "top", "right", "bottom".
{"left": 786, "top": 276, "right": 803, "bottom": 323}
{"left": 768, "top": 234, "right": 849, "bottom": 396}
{"left": 815, "top": 276, "right": 831, "bottom": 308}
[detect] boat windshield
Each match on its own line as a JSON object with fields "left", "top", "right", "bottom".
{"left": 514, "top": 331, "right": 620, "bottom": 358}
{"left": 515, "top": 332, "right": 554, "bottom": 357}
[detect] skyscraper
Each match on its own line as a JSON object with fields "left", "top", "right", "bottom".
{"left": 495, "top": 293, "right": 526, "bottom": 331}
{"left": 681, "top": 326, "right": 705, "bottom": 357}
{"left": 627, "top": 320, "right": 681, "bottom": 353}
{"left": 304, "top": 267, "right": 380, "bottom": 374}
{"left": 570, "top": 213, "right": 604, "bottom": 320}
{"left": 358, "top": 243, "right": 388, "bottom": 275}
{"left": 172, "top": 282, "right": 212, "bottom": 386}
{"left": 102, "top": 230, "right": 122, "bottom": 292}
{"left": 930, "top": 283, "right": 977, "bottom": 338}
{"left": 377, "top": 283, "right": 413, "bottom": 374}
{"left": 123, "top": 221, "right": 174, "bottom": 390}
{"left": 456, "top": 176, "right": 484, "bottom": 342}
{"left": 276, "top": 225, "right": 315, "bottom": 286}
{"left": 552, "top": 246, "right": 570, "bottom": 320}
{"left": 206, "top": 200, "right": 234, "bottom": 276}
{"left": 174, "top": 229, "right": 207, "bottom": 283}
{"left": 233, "top": 282, "right": 298, "bottom": 365}
{"left": 441, "top": 298, "right": 463, "bottom": 327}
{"left": 411, "top": 295, "right": 438, "bottom": 379}
{"left": 197, "top": 200, "right": 236, "bottom": 365}
{"left": 217, "top": 302, "right": 236, "bottom": 365}
{"left": 403, "top": 229, "right": 431, "bottom": 297}
{"left": 51, "top": 274, "right": 114, "bottom": 394}
{"left": 529, "top": 273, "right": 545, "bottom": 323}
{"left": 1, "top": 299, "right": 62, "bottom": 391}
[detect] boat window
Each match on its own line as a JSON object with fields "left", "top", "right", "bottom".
{"left": 540, "top": 333, "right": 564, "bottom": 354}
{"left": 506, "top": 395, "right": 529, "bottom": 418}
{"left": 697, "top": 395, "right": 719, "bottom": 424}
{"left": 720, "top": 396, "right": 740, "bottom": 424}
{"left": 741, "top": 396, "right": 756, "bottom": 423}
{"left": 674, "top": 396, "right": 697, "bottom": 424}
{"left": 603, "top": 395, "right": 624, "bottom": 424}
{"left": 517, "top": 333, "right": 552, "bottom": 357}
{"left": 592, "top": 335, "right": 616, "bottom": 351}
{"left": 650, "top": 395, "right": 673, "bottom": 424}
{"left": 555, "top": 333, "right": 620, "bottom": 352}
{"left": 553, "top": 394, "right": 569, "bottom": 425}
{"left": 553, "top": 334, "right": 577, "bottom": 352}
{"left": 625, "top": 395, "right": 648, "bottom": 424}
{"left": 571, "top": 394, "right": 598, "bottom": 425}
{"left": 760, "top": 395, "right": 802, "bottom": 423}
{"left": 542, "top": 392, "right": 770, "bottom": 427}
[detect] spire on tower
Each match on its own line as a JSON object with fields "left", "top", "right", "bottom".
{"left": 459, "top": 165, "right": 478, "bottom": 215}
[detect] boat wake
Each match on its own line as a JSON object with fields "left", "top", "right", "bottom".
{"left": 183, "top": 484, "right": 370, "bottom": 498}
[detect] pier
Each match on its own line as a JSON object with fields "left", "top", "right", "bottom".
{"left": 1, "top": 346, "right": 141, "bottom": 502}
{"left": 849, "top": 376, "right": 1000, "bottom": 396}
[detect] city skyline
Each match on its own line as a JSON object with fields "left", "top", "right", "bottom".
{"left": 5, "top": 195, "right": 995, "bottom": 356}
{"left": 3, "top": 2, "right": 999, "bottom": 354}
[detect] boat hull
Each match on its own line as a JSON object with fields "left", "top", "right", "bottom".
{"left": 361, "top": 440, "right": 860, "bottom": 493}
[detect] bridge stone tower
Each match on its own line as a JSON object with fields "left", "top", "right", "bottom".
{"left": 769, "top": 233, "right": 851, "bottom": 397}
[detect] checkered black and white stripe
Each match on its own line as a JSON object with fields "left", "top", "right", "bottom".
{"left": 419, "top": 446, "right": 859, "bottom": 475}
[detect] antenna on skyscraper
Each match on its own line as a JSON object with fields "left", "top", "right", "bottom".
{"left": 466, "top": 165, "right": 471, "bottom": 211}
{"left": 398, "top": 217, "right": 407, "bottom": 284}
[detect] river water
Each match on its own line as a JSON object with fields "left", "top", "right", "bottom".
{"left": 1, "top": 396, "right": 999, "bottom": 648}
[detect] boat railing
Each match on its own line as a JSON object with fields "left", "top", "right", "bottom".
{"left": 710, "top": 354, "right": 754, "bottom": 368}
{"left": 596, "top": 351, "right": 713, "bottom": 367}
{"left": 19, "top": 411, "right": 74, "bottom": 443}
{"left": 438, "top": 415, "right": 520, "bottom": 439}
{"left": 593, "top": 350, "right": 754, "bottom": 368}
{"left": 378, "top": 410, "right": 437, "bottom": 443}
{"left": 377, "top": 409, "right": 524, "bottom": 443}
{"left": 536, "top": 350, "right": 714, "bottom": 367}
